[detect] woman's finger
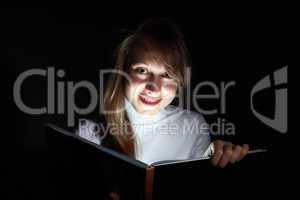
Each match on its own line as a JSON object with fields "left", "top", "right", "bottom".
{"left": 211, "top": 140, "right": 224, "bottom": 166}
{"left": 237, "top": 144, "right": 249, "bottom": 162}
{"left": 218, "top": 143, "right": 233, "bottom": 168}
{"left": 230, "top": 145, "right": 242, "bottom": 164}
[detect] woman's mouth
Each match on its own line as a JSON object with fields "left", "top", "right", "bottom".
{"left": 139, "top": 95, "right": 162, "bottom": 105}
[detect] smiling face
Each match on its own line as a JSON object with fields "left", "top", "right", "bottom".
{"left": 125, "top": 62, "right": 178, "bottom": 116}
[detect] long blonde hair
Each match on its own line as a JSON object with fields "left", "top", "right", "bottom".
{"left": 103, "top": 18, "right": 191, "bottom": 158}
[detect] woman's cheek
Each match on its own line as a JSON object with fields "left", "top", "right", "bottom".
{"left": 162, "top": 83, "right": 177, "bottom": 103}
{"left": 164, "top": 82, "right": 177, "bottom": 96}
{"left": 126, "top": 78, "right": 146, "bottom": 99}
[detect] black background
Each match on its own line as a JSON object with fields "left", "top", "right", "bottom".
{"left": 5, "top": 5, "right": 294, "bottom": 200}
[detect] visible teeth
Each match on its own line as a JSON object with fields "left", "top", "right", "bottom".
{"left": 141, "top": 95, "right": 159, "bottom": 103}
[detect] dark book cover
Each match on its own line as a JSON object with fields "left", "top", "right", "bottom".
{"left": 45, "top": 123, "right": 268, "bottom": 200}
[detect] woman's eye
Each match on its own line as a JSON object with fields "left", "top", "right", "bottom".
{"left": 135, "top": 67, "right": 148, "bottom": 74}
{"left": 161, "top": 72, "right": 172, "bottom": 79}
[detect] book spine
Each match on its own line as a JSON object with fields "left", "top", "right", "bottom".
{"left": 145, "top": 166, "right": 155, "bottom": 200}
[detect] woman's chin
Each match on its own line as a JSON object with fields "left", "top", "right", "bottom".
{"left": 136, "top": 104, "right": 160, "bottom": 115}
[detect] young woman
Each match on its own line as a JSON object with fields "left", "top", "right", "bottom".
{"left": 78, "top": 18, "right": 249, "bottom": 169}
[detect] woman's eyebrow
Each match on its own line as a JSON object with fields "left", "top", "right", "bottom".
{"left": 132, "top": 63, "right": 148, "bottom": 67}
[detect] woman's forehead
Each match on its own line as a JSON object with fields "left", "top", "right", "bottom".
{"left": 130, "top": 45, "right": 175, "bottom": 68}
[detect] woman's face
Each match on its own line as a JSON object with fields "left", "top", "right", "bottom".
{"left": 125, "top": 62, "right": 178, "bottom": 116}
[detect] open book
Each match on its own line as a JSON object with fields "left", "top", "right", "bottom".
{"left": 45, "top": 123, "right": 268, "bottom": 200}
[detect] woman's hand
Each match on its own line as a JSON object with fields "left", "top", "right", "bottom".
{"left": 211, "top": 140, "right": 249, "bottom": 168}
{"left": 107, "top": 192, "right": 120, "bottom": 200}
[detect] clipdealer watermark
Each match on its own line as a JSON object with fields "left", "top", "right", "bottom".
{"left": 13, "top": 66, "right": 288, "bottom": 136}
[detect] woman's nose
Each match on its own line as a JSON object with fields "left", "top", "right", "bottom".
{"left": 145, "top": 75, "right": 162, "bottom": 93}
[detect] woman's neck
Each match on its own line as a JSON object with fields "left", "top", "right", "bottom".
{"left": 124, "top": 98, "right": 166, "bottom": 124}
